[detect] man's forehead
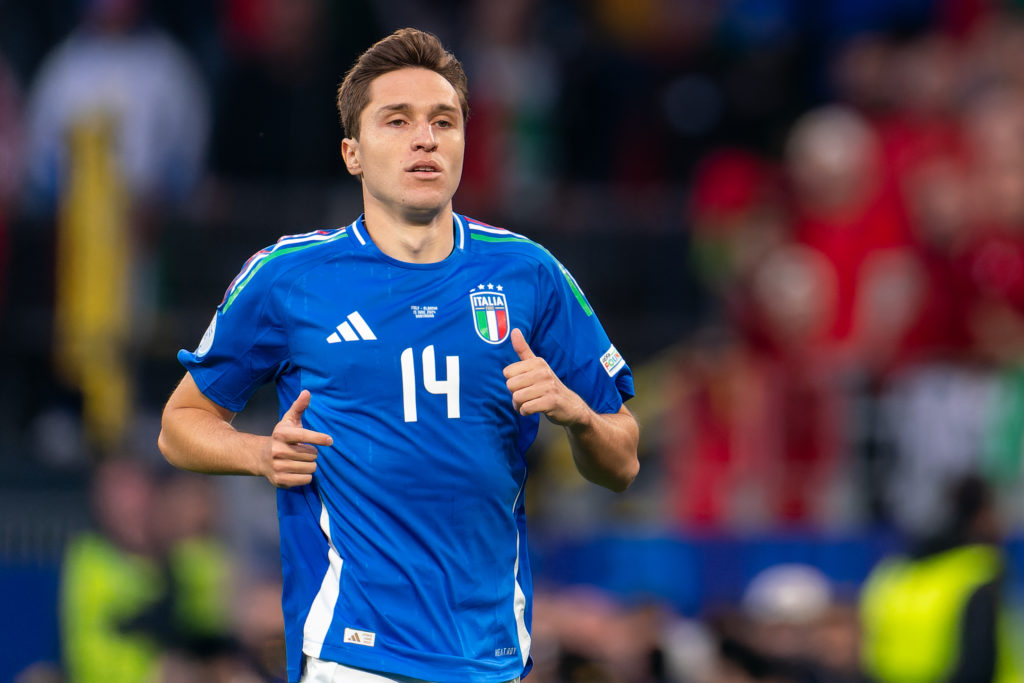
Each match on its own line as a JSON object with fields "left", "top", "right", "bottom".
{"left": 366, "top": 67, "right": 460, "bottom": 111}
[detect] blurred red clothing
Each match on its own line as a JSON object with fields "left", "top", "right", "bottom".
{"left": 792, "top": 182, "right": 914, "bottom": 354}
{"left": 892, "top": 243, "right": 973, "bottom": 367}
{"left": 960, "top": 224, "right": 1024, "bottom": 312}
{"left": 954, "top": 222, "right": 1024, "bottom": 361}
{"left": 875, "top": 113, "right": 964, "bottom": 184}
{"left": 666, "top": 340, "right": 842, "bottom": 528}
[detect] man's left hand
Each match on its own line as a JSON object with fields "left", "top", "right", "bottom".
{"left": 503, "top": 328, "right": 590, "bottom": 426}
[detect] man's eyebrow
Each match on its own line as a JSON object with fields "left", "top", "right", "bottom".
{"left": 375, "top": 103, "right": 459, "bottom": 116}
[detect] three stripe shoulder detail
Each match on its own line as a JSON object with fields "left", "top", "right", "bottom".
{"left": 464, "top": 218, "right": 593, "bottom": 317}
{"left": 221, "top": 227, "right": 350, "bottom": 312}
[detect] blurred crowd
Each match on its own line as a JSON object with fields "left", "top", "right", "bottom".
{"left": 55, "top": 459, "right": 284, "bottom": 683}
{"left": 662, "top": 5, "right": 1024, "bottom": 538}
{"left": 5, "top": 0, "right": 1024, "bottom": 681}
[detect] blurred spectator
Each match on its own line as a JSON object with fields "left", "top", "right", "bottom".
{"left": 875, "top": 148, "right": 997, "bottom": 534}
{"left": 530, "top": 586, "right": 671, "bottom": 683}
{"left": 784, "top": 105, "right": 920, "bottom": 372}
{"left": 956, "top": 84, "right": 1024, "bottom": 363}
{"left": 687, "top": 148, "right": 788, "bottom": 321}
{"left": 893, "top": 153, "right": 974, "bottom": 364}
{"left": 231, "top": 576, "right": 288, "bottom": 682}
{"left": 860, "top": 474, "right": 1024, "bottom": 682}
{"left": 144, "top": 471, "right": 283, "bottom": 681}
{"left": 873, "top": 33, "right": 963, "bottom": 185}
{"left": 960, "top": 8, "right": 1024, "bottom": 93}
{"left": 24, "top": 0, "right": 208, "bottom": 209}
{"left": 664, "top": 331, "right": 838, "bottom": 528}
{"left": 743, "top": 564, "right": 865, "bottom": 682}
{"left": 23, "top": 0, "right": 208, "bottom": 452}
{"left": 665, "top": 143, "right": 849, "bottom": 529}
{"left": 831, "top": 34, "right": 898, "bottom": 118}
{"left": 60, "top": 458, "right": 237, "bottom": 683}
{"left": 144, "top": 470, "right": 234, "bottom": 659}
{"left": 707, "top": 564, "right": 867, "bottom": 682}
{"left": 666, "top": 239, "right": 849, "bottom": 527}
{"left": 60, "top": 458, "right": 163, "bottom": 682}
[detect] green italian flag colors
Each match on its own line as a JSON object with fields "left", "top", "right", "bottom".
{"left": 471, "top": 292, "right": 509, "bottom": 343}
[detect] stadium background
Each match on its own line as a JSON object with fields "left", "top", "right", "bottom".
{"left": 4, "top": 0, "right": 1024, "bottom": 680}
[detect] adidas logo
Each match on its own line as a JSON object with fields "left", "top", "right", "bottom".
{"left": 343, "top": 627, "right": 376, "bottom": 647}
{"left": 327, "top": 312, "right": 377, "bottom": 343}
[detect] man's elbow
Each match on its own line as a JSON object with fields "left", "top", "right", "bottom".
{"left": 157, "top": 412, "right": 186, "bottom": 469}
{"left": 584, "top": 450, "right": 638, "bottom": 492}
{"left": 606, "top": 456, "right": 639, "bottom": 492}
{"left": 156, "top": 426, "right": 177, "bottom": 466}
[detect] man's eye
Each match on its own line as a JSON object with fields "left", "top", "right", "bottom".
{"left": 435, "top": 120, "right": 452, "bottom": 128}
{"left": 387, "top": 119, "right": 406, "bottom": 127}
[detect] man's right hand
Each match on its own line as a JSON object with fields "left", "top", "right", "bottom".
{"left": 262, "top": 390, "right": 334, "bottom": 488}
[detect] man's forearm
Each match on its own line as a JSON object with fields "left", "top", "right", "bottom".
{"left": 159, "top": 374, "right": 329, "bottom": 488}
{"left": 566, "top": 406, "right": 639, "bottom": 492}
{"left": 158, "top": 404, "right": 267, "bottom": 477}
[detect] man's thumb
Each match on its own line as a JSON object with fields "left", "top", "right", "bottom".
{"left": 285, "top": 389, "right": 311, "bottom": 423}
{"left": 511, "top": 328, "right": 536, "bottom": 361}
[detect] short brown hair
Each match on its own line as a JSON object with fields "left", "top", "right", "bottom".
{"left": 336, "top": 28, "right": 469, "bottom": 140}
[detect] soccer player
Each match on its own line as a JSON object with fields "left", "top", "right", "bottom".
{"left": 158, "top": 28, "right": 638, "bottom": 683}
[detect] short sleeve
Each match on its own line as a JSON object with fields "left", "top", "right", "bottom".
{"left": 530, "top": 254, "right": 634, "bottom": 416}
{"left": 177, "top": 252, "right": 290, "bottom": 411}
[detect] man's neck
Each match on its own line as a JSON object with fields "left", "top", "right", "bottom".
{"left": 362, "top": 204, "right": 456, "bottom": 264}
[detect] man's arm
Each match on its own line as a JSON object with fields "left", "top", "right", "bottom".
{"left": 503, "top": 329, "right": 639, "bottom": 492}
{"left": 158, "top": 372, "right": 333, "bottom": 488}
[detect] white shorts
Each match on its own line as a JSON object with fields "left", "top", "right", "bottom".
{"left": 301, "top": 656, "right": 520, "bottom": 683}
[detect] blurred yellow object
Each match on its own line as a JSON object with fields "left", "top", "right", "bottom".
{"left": 60, "top": 530, "right": 235, "bottom": 683}
{"left": 54, "top": 112, "right": 132, "bottom": 450}
{"left": 170, "top": 536, "right": 233, "bottom": 637}
{"left": 61, "top": 532, "right": 162, "bottom": 683}
{"left": 860, "top": 544, "right": 1022, "bottom": 683}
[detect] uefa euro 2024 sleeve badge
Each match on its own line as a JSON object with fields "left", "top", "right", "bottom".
{"left": 469, "top": 284, "right": 510, "bottom": 344}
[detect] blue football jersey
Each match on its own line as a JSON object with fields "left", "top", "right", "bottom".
{"left": 179, "top": 214, "right": 634, "bottom": 682}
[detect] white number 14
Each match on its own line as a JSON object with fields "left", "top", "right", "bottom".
{"left": 400, "top": 346, "right": 460, "bottom": 422}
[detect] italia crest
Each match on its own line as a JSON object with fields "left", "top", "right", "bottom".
{"left": 469, "top": 284, "right": 509, "bottom": 344}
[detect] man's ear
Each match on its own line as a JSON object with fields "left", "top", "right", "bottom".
{"left": 341, "top": 138, "right": 361, "bottom": 177}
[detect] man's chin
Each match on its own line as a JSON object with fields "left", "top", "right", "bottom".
{"left": 400, "top": 198, "right": 453, "bottom": 224}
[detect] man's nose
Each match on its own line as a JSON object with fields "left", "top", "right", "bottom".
{"left": 411, "top": 121, "right": 438, "bottom": 151}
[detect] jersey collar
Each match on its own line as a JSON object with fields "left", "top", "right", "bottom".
{"left": 349, "top": 213, "right": 468, "bottom": 251}
{"left": 349, "top": 213, "right": 468, "bottom": 267}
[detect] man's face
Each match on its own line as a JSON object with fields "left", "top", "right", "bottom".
{"left": 342, "top": 67, "right": 465, "bottom": 224}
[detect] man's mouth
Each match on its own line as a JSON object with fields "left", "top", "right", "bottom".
{"left": 408, "top": 162, "right": 440, "bottom": 173}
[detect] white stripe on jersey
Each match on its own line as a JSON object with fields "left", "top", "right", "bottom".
{"left": 454, "top": 213, "right": 467, "bottom": 249}
{"left": 303, "top": 496, "right": 344, "bottom": 656}
{"left": 230, "top": 228, "right": 349, "bottom": 294}
{"left": 512, "top": 484, "right": 531, "bottom": 667}
{"left": 302, "top": 657, "right": 522, "bottom": 682}
{"left": 349, "top": 219, "right": 367, "bottom": 245}
{"left": 467, "top": 222, "right": 516, "bottom": 236}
